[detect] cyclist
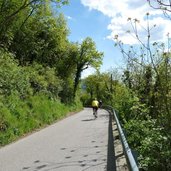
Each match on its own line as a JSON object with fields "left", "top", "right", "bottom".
{"left": 92, "top": 98, "right": 99, "bottom": 118}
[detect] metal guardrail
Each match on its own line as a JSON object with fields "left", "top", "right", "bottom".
{"left": 105, "top": 106, "right": 139, "bottom": 171}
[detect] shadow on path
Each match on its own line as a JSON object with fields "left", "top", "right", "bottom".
{"left": 82, "top": 119, "right": 95, "bottom": 122}
{"left": 21, "top": 110, "right": 113, "bottom": 171}
{"left": 107, "top": 112, "right": 116, "bottom": 171}
{"left": 21, "top": 145, "right": 107, "bottom": 171}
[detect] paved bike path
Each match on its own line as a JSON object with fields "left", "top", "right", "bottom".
{"left": 0, "top": 108, "right": 110, "bottom": 171}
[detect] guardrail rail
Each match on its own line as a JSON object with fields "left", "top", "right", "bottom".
{"left": 105, "top": 106, "right": 139, "bottom": 171}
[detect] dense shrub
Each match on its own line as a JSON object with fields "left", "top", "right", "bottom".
{"left": 0, "top": 92, "right": 82, "bottom": 147}
{"left": 0, "top": 50, "right": 31, "bottom": 97}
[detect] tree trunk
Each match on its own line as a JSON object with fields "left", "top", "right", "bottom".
{"left": 73, "top": 66, "right": 82, "bottom": 98}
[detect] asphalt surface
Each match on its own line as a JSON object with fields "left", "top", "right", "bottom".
{"left": 0, "top": 108, "right": 111, "bottom": 171}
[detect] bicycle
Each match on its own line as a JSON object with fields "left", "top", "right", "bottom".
{"left": 93, "top": 107, "right": 98, "bottom": 118}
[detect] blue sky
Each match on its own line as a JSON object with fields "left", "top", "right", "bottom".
{"left": 58, "top": 0, "right": 123, "bottom": 77}
{"left": 58, "top": 0, "right": 171, "bottom": 77}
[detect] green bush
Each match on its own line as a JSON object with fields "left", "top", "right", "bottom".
{"left": 0, "top": 50, "right": 31, "bottom": 97}
{"left": 139, "top": 127, "right": 171, "bottom": 170}
{"left": 124, "top": 117, "right": 171, "bottom": 170}
{"left": 0, "top": 101, "right": 18, "bottom": 145}
{"left": 0, "top": 92, "right": 83, "bottom": 147}
{"left": 25, "top": 63, "right": 62, "bottom": 98}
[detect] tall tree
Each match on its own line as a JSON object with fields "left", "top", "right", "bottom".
{"left": 73, "top": 37, "right": 103, "bottom": 98}
{"left": 0, "top": 0, "right": 68, "bottom": 47}
{"left": 10, "top": 10, "right": 69, "bottom": 66}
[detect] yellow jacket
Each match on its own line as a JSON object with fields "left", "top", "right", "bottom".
{"left": 92, "top": 100, "right": 99, "bottom": 107}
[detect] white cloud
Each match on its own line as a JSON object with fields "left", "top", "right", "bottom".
{"left": 81, "top": 0, "right": 126, "bottom": 17}
{"left": 81, "top": 67, "right": 96, "bottom": 78}
{"left": 81, "top": 0, "right": 171, "bottom": 45}
{"left": 66, "top": 15, "right": 72, "bottom": 20}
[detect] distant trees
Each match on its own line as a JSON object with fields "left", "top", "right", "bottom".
{"left": 82, "top": 71, "right": 122, "bottom": 106}
{"left": 82, "top": 73, "right": 109, "bottom": 103}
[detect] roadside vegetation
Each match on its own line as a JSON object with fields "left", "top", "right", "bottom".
{"left": 0, "top": 0, "right": 103, "bottom": 147}
{"left": 81, "top": 1, "right": 171, "bottom": 170}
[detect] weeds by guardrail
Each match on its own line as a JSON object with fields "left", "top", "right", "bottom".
{"left": 105, "top": 106, "right": 139, "bottom": 171}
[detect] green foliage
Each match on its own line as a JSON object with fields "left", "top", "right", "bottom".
{"left": 0, "top": 92, "right": 82, "bottom": 147}
{"left": 73, "top": 37, "right": 103, "bottom": 97}
{"left": 81, "top": 72, "right": 114, "bottom": 106}
{"left": 59, "top": 78, "right": 74, "bottom": 103}
{"left": 10, "top": 12, "right": 69, "bottom": 66}
{"left": 81, "top": 65, "right": 171, "bottom": 170}
{"left": 114, "top": 17, "right": 171, "bottom": 170}
{"left": 111, "top": 84, "right": 134, "bottom": 120}
{"left": 125, "top": 118, "right": 171, "bottom": 170}
{"left": 0, "top": 0, "right": 87, "bottom": 147}
{"left": 80, "top": 93, "right": 92, "bottom": 106}
{"left": 77, "top": 37, "right": 103, "bottom": 69}
{"left": 25, "top": 63, "right": 62, "bottom": 98}
{"left": 120, "top": 63, "right": 171, "bottom": 170}
{"left": 124, "top": 118, "right": 155, "bottom": 149}
{"left": 0, "top": 0, "right": 68, "bottom": 47}
{"left": 0, "top": 49, "right": 31, "bottom": 96}
{"left": 139, "top": 129, "right": 171, "bottom": 170}
{"left": 0, "top": 0, "right": 103, "bottom": 104}
{"left": 28, "top": 93, "right": 67, "bottom": 124}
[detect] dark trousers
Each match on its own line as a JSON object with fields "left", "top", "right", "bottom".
{"left": 93, "top": 106, "right": 98, "bottom": 114}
